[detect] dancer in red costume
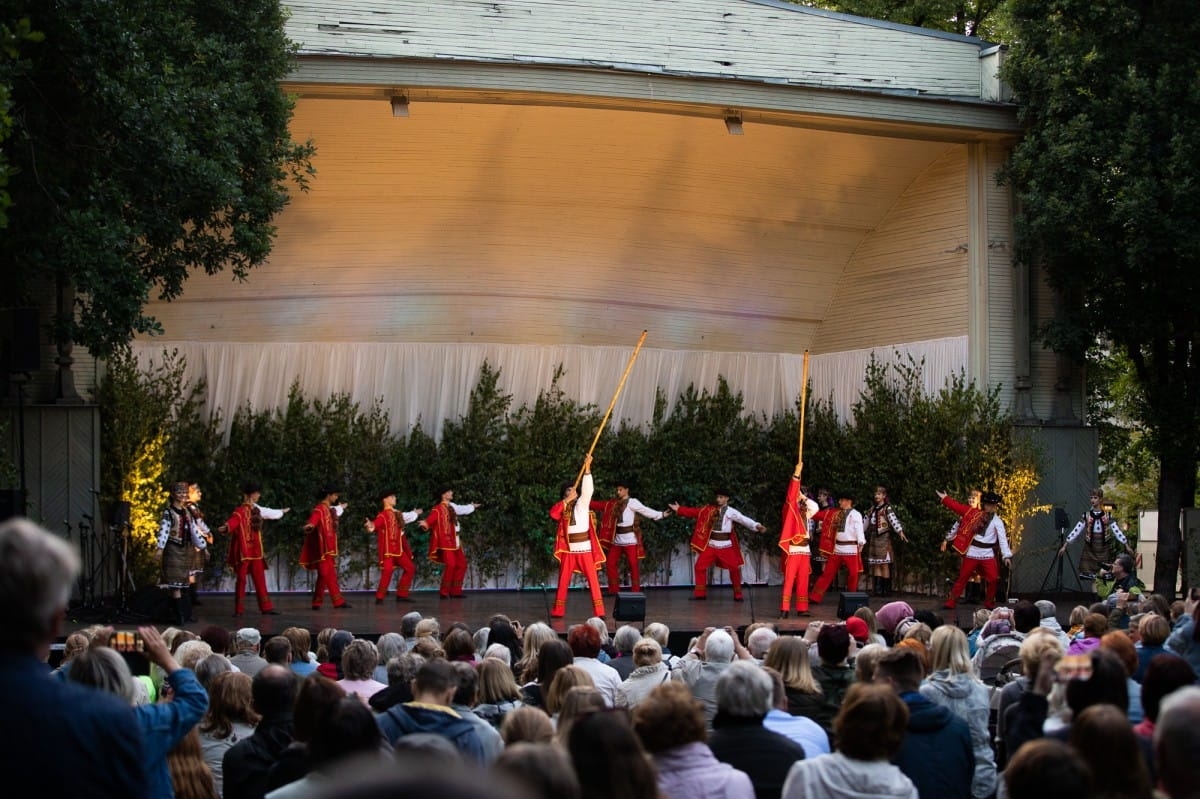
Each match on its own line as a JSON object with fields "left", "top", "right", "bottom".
{"left": 365, "top": 489, "right": 423, "bottom": 604}
{"left": 778, "top": 463, "right": 819, "bottom": 618}
{"left": 222, "top": 481, "right": 288, "bottom": 617}
{"left": 419, "top": 488, "right": 480, "bottom": 598}
{"left": 669, "top": 489, "right": 765, "bottom": 601}
{"left": 938, "top": 489, "right": 1011, "bottom": 610}
{"left": 808, "top": 490, "right": 865, "bottom": 604}
{"left": 549, "top": 454, "right": 606, "bottom": 619}
{"left": 590, "top": 479, "right": 669, "bottom": 594}
{"left": 300, "top": 483, "right": 351, "bottom": 610}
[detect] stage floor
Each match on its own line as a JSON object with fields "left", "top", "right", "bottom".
{"left": 63, "top": 584, "right": 976, "bottom": 641}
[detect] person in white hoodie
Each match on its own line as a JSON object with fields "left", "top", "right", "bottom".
{"left": 781, "top": 682, "right": 917, "bottom": 799}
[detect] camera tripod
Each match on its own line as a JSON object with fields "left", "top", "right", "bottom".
{"left": 1039, "top": 508, "right": 1080, "bottom": 594}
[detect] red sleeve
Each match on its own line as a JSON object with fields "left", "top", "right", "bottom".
{"left": 674, "top": 505, "right": 701, "bottom": 520}
{"left": 941, "top": 496, "right": 970, "bottom": 517}
{"left": 549, "top": 501, "right": 565, "bottom": 522}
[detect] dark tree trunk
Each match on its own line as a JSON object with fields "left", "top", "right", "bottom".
{"left": 1154, "top": 451, "right": 1198, "bottom": 598}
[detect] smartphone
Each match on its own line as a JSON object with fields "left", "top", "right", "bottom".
{"left": 108, "top": 630, "right": 145, "bottom": 653}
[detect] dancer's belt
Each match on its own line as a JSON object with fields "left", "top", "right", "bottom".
{"left": 971, "top": 537, "right": 993, "bottom": 548}
{"left": 710, "top": 532, "right": 732, "bottom": 541}
{"left": 568, "top": 532, "right": 590, "bottom": 543}
{"left": 616, "top": 526, "right": 636, "bottom": 533}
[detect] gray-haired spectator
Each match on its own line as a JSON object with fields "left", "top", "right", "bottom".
{"left": 1155, "top": 685, "right": 1200, "bottom": 799}
{"left": 338, "top": 638, "right": 386, "bottom": 704}
{"left": 400, "top": 611, "right": 424, "bottom": 647}
{"left": 0, "top": 518, "right": 148, "bottom": 797}
{"left": 644, "top": 621, "right": 683, "bottom": 670}
{"left": 374, "top": 632, "right": 407, "bottom": 683}
{"left": 484, "top": 643, "right": 512, "bottom": 666}
{"left": 1035, "top": 599, "right": 1072, "bottom": 649}
{"left": 709, "top": 661, "right": 806, "bottom": 799}
{"left": 609, "top": 625, "right": 643, "bottom": 679}
{"left": 672, "top": 627, "right": 749, "bottom": 728}
{"left": 232, "top": 627, "right": 268, "bottom": 678}
{"left": 195, "top": 652, "right": 235, "bottom": 690}
{"left": 747, "top": 626, "right": 779, "bottom": 661}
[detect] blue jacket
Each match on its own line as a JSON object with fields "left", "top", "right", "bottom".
{"left": 893, "top": 691, "right": 974, "bottom": 799}
{"left": 0, "top": 653, "right": 148, "bottom": 798}
{"left": 139, "top": 668, "right": 209, "bottom": 799}
{"left": 377, "top": 701, "right": 485, "bottom": 763}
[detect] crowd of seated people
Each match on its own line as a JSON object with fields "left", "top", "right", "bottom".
{"left": 10, "top": 515, "right": 1200, "bottom": 799}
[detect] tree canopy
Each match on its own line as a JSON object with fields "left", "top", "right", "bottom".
{"left": 0, "top": 0, "right": 314, "bottom": 356}
{"left": 799, "top": 0, "right": 1013, "bottom": 41}
{"left": 1002, "top": 0, "right": 1200, "bottom": 596}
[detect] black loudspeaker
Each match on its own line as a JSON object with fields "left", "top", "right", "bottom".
{"left": 1, "top": 307, "right": 40, "bottom": 374}
{"left": 0, "top": 489, "right": 26, "bottom": 521}
{"left": 1054, "top": 507, "right": 1070, "bottom": 530}
{"left": 837, "top": 592, "right": 870, "bottom": 620}
{"left": 108, "top": 500, "right": 132, "bottom": 529}
{"left": 613, "top": 592, "right": 646, "bottom": 622}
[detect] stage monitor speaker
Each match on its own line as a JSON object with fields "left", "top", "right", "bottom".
{"left": 0, "top": 489, "right": 25, "bottom": 521}
{"left": 613, "top": 592, "right": 646, "bottom": 622}
{"left": 107, "top": 500, "right": 132, "bottom": 529}
{"left": 837, "top": 592, "right": 870, "bottom": 620}
{"left": 1, "top": 307, "right": 40, "bottom": 374}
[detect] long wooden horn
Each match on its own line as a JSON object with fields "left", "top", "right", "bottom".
{"left": 575, "top": 330, "right": 648, "bottom": 489}
{"left": 797, "top": 350, "right": 810, "bottom": 466}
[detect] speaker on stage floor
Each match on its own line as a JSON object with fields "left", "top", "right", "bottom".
{"left": 613, "top": 592, "right": 646, "bottom": 622}
{"left": 837, "top": 592, "right": 870, "bottom": 620}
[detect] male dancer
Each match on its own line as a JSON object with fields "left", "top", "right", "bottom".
{"left": 419, "top": 487, "right": 480, "bottom": 598}
{"left": 669, "top": 489, "right": 765, "bottom": 602}
{"left": 938, "top": 489, "right": 1012, "bottom": 609}
{"left": 365, "top": 490, "right": 423, "bottom": 604}
{"left": 549, "top": 454, "right": 605, "bottom": 618}
{"left": 864, "top": 485, "right": 908, "bottom": 596}
{"left": 1059, "top": 487, "right": 1135, "bottom": 579}
{"left": 157, "top": 482, "right": 209, "bottom": 624}
{"left": 300, "top": 483, "right": 351, "bottom": 610}
{"left": 809, "top": 490, "right": 865, "bottom": 604}
{"left": 222, "top": 481, "right": 288, "bottom": 617}
{"left": 590, "top": 479, "right": 669, "bottom": 594}
{"left": 778, "top": 463, "right": 818, "bottom": 618}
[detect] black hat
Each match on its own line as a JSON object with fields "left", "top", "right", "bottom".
{"left": 241, "top": 481, "right": 262, "bottom": 496}
{"left": 836, "top": 489, "right": 856, "bottom": 502}
{"left": 435, "top": 487, "right": 453, "bottom": 502}
{"left": 981, "top": 491, "right": 1003, "bottom": 506}
{"left": 316, "top": 482, "right": 340, "bottom": 499}
{"left": 377, "top": 488, "right": 398, "bottom": 504}
{"left": 714, "top": 488, "right": 732, "bottom": 498}
{"left": 615, "top": 478, "right": 633, "bottom": 490}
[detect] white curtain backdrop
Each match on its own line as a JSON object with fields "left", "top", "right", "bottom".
{"left": 131, "top": 336, "right": 968, "bottom": 439}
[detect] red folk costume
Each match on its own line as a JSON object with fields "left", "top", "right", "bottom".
{"left": 808, "top": 503, "right": 865, "bottom": 603}
{"left": 421, "top": 500, "right": 475, "bottom": 598}
{"left": 300, "top": 502, "right": 348, "bottom": 609}
{"left": 549, "top": 473, "right": 606, "bottom": 618}
{"left": 371, "top": 508, "right": 419, "bottom": 601}
{"left": 941, "top": 493, "right": 1012, "bottom": 609}
{"left": 590, "top": 495, "right": 664, "bottom": 594}
{"left": 224, "top": 501, "right": 284, "bottom": 615}
{"left": 674, "top": 502, "right": 760, "bottom": 600}
{"left": 778, "top": 477, "right": 819, "bottom": 614}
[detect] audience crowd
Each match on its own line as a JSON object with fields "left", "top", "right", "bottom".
{"left": 8, "top": 516, "right": 1200, "bottom": 799}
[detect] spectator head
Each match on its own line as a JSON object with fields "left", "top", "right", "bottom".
{"left": 194, "top": 653, "right": 234, "bottom": 690}
{"left": 568, "top": 624, "right": 602, "bottom": 659}
{"left": 834, "top": 683, "right": 909, "bottom": 762}
{"left": 643, "top": 622, "right": 671, "bottom": 650}
{"left": 484, "top": 643, "right": 512, "bottom": 666}
{"left": 61, "top": 631, "right": 89, "bottom": 663}
{"left": 386, "top": 652, "right": 425, "bottom": 688}
{"left": 1034, "top": 599, "right": 1058, "bottom": 622}
{"left": 488, "top": 618, "right": 523, "bottom": 662}
{"left": 410, "top": 636, "right": 445, "bottom": 661}
{"left": 327, "top": 630, "right": 354, "bottom": 670}
{"left": 415, "top": 617, "right": 441, "bottom": 640}
{"left": 1141, "top": 654, "right": 1197, "bottom": 723}
{"left": 1099, "top": 631, "right": 1137, "bottom": 677}
{"left": 1065, "top": 648, "right": 1128, "bottom": 717}
{"left": 844, "top": 616, "right": 869, "bottom": 647}
{"left": 928, "top": 625, "right": 973, "bottom": 676}
{"left": 567, "top": 706, "right": 657, "bottom": 799}
{"left": 68, "top": 646, "right": 135, "bottom": 704}
{"left": 342, "top": 639, "right": 379, "bottom": 681}
{"left": 852, "top": 606, "right": 879, "bottom": 638}
{"left": 632, "top": 681, "right": 707, "bottom": 752}
{"left": 1004, "top": 738, "right": 1091, "bottom": 798}
{"left": 1082, "top": 613, "right": 1109, "bottom": 639}
{"left": 853, "top": 643, "right": 888, "bottom": 684}
{"left": 545, "top": 665, "right": 595, "bottom": 716}
{"left": 200, "top": 670, "right": 260, "bottom": 738}
{"left": 554, "top": 686, "right": 607, "bottom": 744}
{"left": 0, "top": 518, "right": 80, "bottom": 655}
{"left": 477, "top": 656, "right": 523, "bottom": 704}
{"left": 473, "top": 626, "right": 490, "bottom": 655}
{"left": 412, "top": 659, "right": 460, "bottom": 705}
{"left": 913, "top": 610, "right": 943, "bottom": 631}
{"left": 746, "top": 626, "right": 778, "bottom": 659}
{"left": 308, "top": 696, "right": 382, "bottom": 768}
{"left": 235, "top": 627, "right": 261, "bottom": 653}
{"left": 400, "top": 611, "right": 424, "bottom": 638}
{"left": 704, "top": 630, "right": 736, "bottom": 664}
{"left": 1140, "top": 614, "right": 1171, "bottom": 647}
{"left": 264, "top": 635, "right": 292, "bottom": 666}
{"left": 762, "top": 666, "right": 789, "bottom": 712}
{"left": 376, "top": 632, "right": 406, "bottom": 666}
{"left": 1156, "top": 686, "right": 1200, "bottom": 799}
{"left": 613, "top": 625, "right": 642, "bottom": 655}
{"left": 875, "top": 646, "right": 924, "bottom": 693}
{"left": 1068, "top": 605, "right": 1088, "bottom": 628}
{"left": 763, "top": 635, "right": 819, "bottom": 694}
{"left": 175, "top": 639, "right": 214, "bottom": 671}
{"left": 500, "top": 706, "right": 556, "bottom": 746}
{"left": 282, "top": 627, "right": 312, "bottom": 665}
{"left": 450, "top": 661, "right": 478, "bottom": 706}
{"left": 392, "top": 733, "right": 463, "bottom": 768}
{"left": 631, "top": 638, "right": 662, "bottom": 669}
{"left": 493, "top": 741, "right": 582, "bottom": 799}
{"left": 521, "top": 622, "right": 559, "bottom": 660}
{"left": 1018, "top": 630, "right": 1064, "bottom": 681}
{"left": 537, "top": 639, "right": 575, "bottom": 687}
{"left": 715, "top": 660, "right": 773, "bottom": 718}
{"left": 1070, "top": 704, "right": 1153, "bottom": 799}
{"left": 972, "top": 608, "right": 992, "bottom": 631}
{"left": 1013, "top": 600, "right": 1041, "bottom": 634}
{"left": 253, "top": 664, "right": 299, "bottom": 719}
{"left": 874, "top": 601, "right": 915, "bottom": 635}
{"left": 816, "top": 623, "right": 851, "bottom": 665}
{"left": 585, "top": 618, "right": 610, "bottom": 648}
{"left": 293, "top": 673, "right": 346, "bottom": 742}
{"left": 315, "top": 627, "right": 337, "bottom": 662}
{"left": 443, "top": 628, "right": 475, "bottom": 662}
{"left": 198, "top": 625, "right": 232, "bottom": 656}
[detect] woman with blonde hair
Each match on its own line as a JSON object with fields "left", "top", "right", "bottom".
{"left": 554, "top": 685, "right": 607, "bottom": 744}
{"left": 475, "top": 657, "right": 525, "bottom": 728}
{"left": 545, "top": 665, "right": 595, "bottom": 719}
{"left": 198, "top": 670, "right": 260, "bottom": 796}
{"left": 853, "top": 606, "right": 886, "bottom": 647}
{"left": 616, "top": 637, "right": 671, "bottom": 709}
{"left": 500, "top": 705, "right": 556, "bottom": 745}
{"left": 919, "top": 625, "right": 996, "bottom": 799}
{"left": 167, "top": 729, "right": 218, "bottom": 799}
{"left": 763, "top": 635, "right": 823, "bottom": 719}
{"left": 514, "top": 621, "right": 559, "bottom": 683}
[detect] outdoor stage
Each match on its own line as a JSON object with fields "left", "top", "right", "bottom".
{"left": 62, "top": 584, "right": 1009, "bottom": 648}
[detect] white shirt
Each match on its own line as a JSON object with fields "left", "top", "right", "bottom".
{"left": 613, "top": 497, "right": 666, "bottom": 546}
{"left": 789, "top": 497, "right": 820, "bottom": 554}
{"left": 832, "top": 509, "right": 865, "bottom": 555}
{"left": 1065, "top": 510, "right": 1128, "bottom": 546}
{"left": 446, "top": 501, "right": 476, "bottom": 547}
{"left": 569, "top": 474, "right": 594, "bottom": 552}
{"left": 573, "top": 655, "right": 622, "bottom": 707}
{"left": 255, "top": 503, "right": 286, "bottom": 520}
{"left": 708, "top": 505, "right": 760, "bottom": 549}
{"left": 964, "top": 515, "right": 1013, "bottom": 561}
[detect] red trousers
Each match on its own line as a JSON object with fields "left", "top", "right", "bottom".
{"left": 233, "top": 559, "right": 273, "bottom": 614}
{"left": 780, "top": 553, "right": 811, "bottom": 612}
{"left": 552, "top": 551, "right": 605, "bottom": 617}
{"left": 605, "top": 544, "right": 641, "bottom": 593}
{"left": 377, "top": 553, "right": 416, "bottom": 599}
{"left": 311, "top": 559, "right": 346, "bottom": 608}
{"left": 694, "top": 545, "right": 743, "bottom": 599}
{"left": 438, "top": 548, "right": 468, "bottom": 597}
{"left": 946, "top": 556, "right": 1000, "bottom": 608}
{"left": 810, "top": 551, "right": 861, "bottom": 602}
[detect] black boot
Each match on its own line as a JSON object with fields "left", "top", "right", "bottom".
{"left": 178, "top": 593, "right": 194, "bottom": 624}
{"left": 189, "top": 582, "right": 203, "bottom": 606}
